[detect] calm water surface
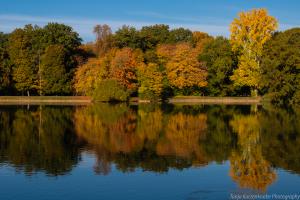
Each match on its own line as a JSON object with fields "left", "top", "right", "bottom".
{"left": 0, "top": 104, "right": 299, "bottom": 200}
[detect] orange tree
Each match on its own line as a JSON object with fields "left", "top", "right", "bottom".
{"left": 158, "top": 43, "right": 208, "bottom": 95}
{"left": 110, "top": 48, "right": 144, "bottom": 92}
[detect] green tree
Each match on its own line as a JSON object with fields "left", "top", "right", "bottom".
{"left": 261, "top": 28, "right": 300, "bottom": 105}
{"left": 8, "top": 23, "right": 81, "bottom": 96}
{"left": 40, "top": 45, "right": 72, "bottom": 95}
{"left": 199, "top": 37, "right": 237, "bottom": 96}
{"left": 113, "top": 25, "right": 142, "bottom": 49}
{"left": 41, "top": 23, "right": 82, "bottom": 75}
{"left": 168, "top": 28, "right": 192, "bottom": 43}
{"left": 41, "top": 23, "right": 81, "bottom": 51}
{"left": 139, "top": 24, "right": 170, "bottom": 50}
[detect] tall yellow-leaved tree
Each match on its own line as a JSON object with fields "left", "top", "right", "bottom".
{"left": 230, "top": 8, "right": 278, "bottom": 96}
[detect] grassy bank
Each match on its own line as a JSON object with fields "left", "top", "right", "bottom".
{"left": 0, "top": 96, "right": 92, "bottom": 105}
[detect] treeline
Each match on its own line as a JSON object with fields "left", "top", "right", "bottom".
{"left": 0, "top": 8, "right": 299, "bottom": 105}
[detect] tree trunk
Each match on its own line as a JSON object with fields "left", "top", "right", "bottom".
{"left": 251, "top": 88, "right": 258, "bottom": 97}
{"left": 27, "top": 90, "right": 30, "bottom": 96}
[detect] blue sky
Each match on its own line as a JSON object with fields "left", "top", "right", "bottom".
{"left": 0, "top": 0, "right": 299, "bottom": 42}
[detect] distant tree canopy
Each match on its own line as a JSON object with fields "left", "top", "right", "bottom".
{"left": 112, "top": 24, "right": 194, "bottom": 52}
{"left": 0, "top": 8, "right": 299, "bottom": 105}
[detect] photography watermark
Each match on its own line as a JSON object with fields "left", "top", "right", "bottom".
{"left": 230, "top": 193, "right": 300, "bottom": 200}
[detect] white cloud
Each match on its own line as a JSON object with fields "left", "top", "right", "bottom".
{"left": 0, "top": 14, "right": 144, "bottom": 41}
{"left": 280, "top": 23, "right": 300, "bottom": 30}
{"left": 0, "top": 14, "right": 231, "bottom": 41}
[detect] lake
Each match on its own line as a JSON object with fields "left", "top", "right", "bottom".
{"left": 0, "top": 103, "right": 299, "bottom": 200}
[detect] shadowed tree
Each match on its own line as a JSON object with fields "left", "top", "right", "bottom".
{"left": 199, "top": 37, "right": 237, "bottom": 96}
{"left": 0, "top": 32, "right": 12, "bottom": 94}
{"left": 261, "top": 28, "right": 300, "bottom": 105}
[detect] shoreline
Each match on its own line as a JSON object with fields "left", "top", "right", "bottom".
{"left": 167, "top": 96, "right": 261, "bottom": 105}
{"left": 0, "top": 96, "right": 261, "bottom": 105}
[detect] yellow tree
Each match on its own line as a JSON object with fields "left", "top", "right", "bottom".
{"left": 230, "top": 9, "right": 278, "bottom": 96}
{"left": 73, "top": 58, "right": 102, "bottom": 95}
{"left": 165, "top": 43, "right": 207, "bottom": 90}
{"left": 73, "top": 48, "right": 117, "bottom": 96}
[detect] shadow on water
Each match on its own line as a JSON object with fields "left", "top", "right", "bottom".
{"left": 0, "top": 103, "right": 299, "bottom": 192}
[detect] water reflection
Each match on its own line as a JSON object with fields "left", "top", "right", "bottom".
{"left": 229, "top": 114, "right": 276, "bottom": 192}
{"left": 0, "top": 104, "right": 299, "bottom": 192}
{"left": 0, "top": 106, "right": 83, "bottom": 176}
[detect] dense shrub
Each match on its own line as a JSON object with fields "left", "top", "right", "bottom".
{"left": 92, "top": 79, "right": 129, "bottom": 102}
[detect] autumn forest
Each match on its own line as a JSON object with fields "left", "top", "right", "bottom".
{"left": 0, "top": 8, "right": 299, "bottom": 105}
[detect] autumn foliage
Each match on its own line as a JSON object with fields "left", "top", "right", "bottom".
{"left": 0, "top": 8, "right": 298, "bottom": 104}
{"left": 165, "top": 43, "right": 208, "bottom": 90}
{"left": 110, "top": 48, "right": 144, "bottom": 90}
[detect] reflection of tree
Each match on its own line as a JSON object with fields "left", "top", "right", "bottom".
{"left": 0, "top": 106, "right": 81, "bottom": 176}
{"left": 74, "top": 103, "right": 138, "bottom": 174}
{"left": 137, "top": 104, "right": 162, "bottom": 141}
{"left": 202, "top": 106, "right": 237, "bottom": 163}
{"left": 156, "top": 112, "right": 208, "bottom": 165}
{"left": 260, "top": 106, "right": 300, "bottom": 174}
{"left": 74, "top": 103, "right": 139, "bottom": 153}
{"left": 229, "top": 114, "right": 276, "bottom": 192}
{"left": 74, "top": 104, "right": 211, "bottom": 173}
{"left": 1, "top": 104, "right": 299, "bottom": 180}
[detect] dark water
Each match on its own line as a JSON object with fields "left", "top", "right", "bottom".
{"left": 0, "top": 103, "right": 299, "bottom": 200}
